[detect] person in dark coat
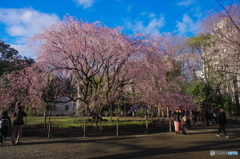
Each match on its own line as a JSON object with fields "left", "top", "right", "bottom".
{"left": 0, "top": 111, "right": 11, "bottom": 146}
{"left": 216, "top": 108, "right": 229, "bottom": 138}
{"left": 191, "top": 109, "right": 198, "bottom": 127}
{"left": 184, "top": 108, "right": 191, "bottom": 129}
{"left": 204, "top": 110, "right": 210, "bottom": 126}
{"left": 180, "top": 111, "right": 187, "bottom": 135}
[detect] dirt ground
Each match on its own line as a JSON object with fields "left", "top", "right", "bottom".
{"left": 1, "top": 121, "right": 240, "bottom": 159}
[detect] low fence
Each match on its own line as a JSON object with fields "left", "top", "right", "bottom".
{"left": 23, "top": 118, "right": 172, "bottom": 138}
{"left": 23, "top": 115, "right": 240, "bottom": 138}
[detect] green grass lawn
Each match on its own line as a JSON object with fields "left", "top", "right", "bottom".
{"left": 22, "top": 116, "right": 153, "bottom": 128}
{"left": 13, "top": 115, "right": 240, "bottom": 129}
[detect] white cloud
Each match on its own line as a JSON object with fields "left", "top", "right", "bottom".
{"left": 0, "top": 8, "right": 59, "bottom": 37}
{"left": 73, "top": 0, "right": 96, "bottom": 9}
{"left": 176, "top": 14, "right": 199, "bottom": 35}
{"left": 0, "top": 8, "right": 60, "bottom": 58}
{"left": 178, "top": 0, "right": 195, "bottom": 7}
{"left": 11, "top": 44, "right": 36, "bottom": 59}
{"left": 125, "top": 13, "right": 165, "bottom": 35}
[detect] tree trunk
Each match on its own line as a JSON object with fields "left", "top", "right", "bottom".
{"left": 48, "top": 107, "right": 51, "bottom": 138}
{"left": 44, "top": 106, "right": 47, "bottom": 130}
{"left": 74, "top": 87, "right": 83, "bottom": 116}
{"left": 157, "top": 106, "right": 160, "bottom": 120}
{"left": 233, "top": 75, "right": 240, "bottom": 113}
{"left": 151, "top": 106, "right": 154, "bottom": 122}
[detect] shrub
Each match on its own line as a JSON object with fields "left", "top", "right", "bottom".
{"left": 136, "top": 108, "right": 147, "bottom": 117}
{"left": 103, "top": 111, "right": 110, "bottom": 116}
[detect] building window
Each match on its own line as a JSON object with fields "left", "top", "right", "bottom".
{"left": 65, "top": 105, "right": 69, "bottom": 111}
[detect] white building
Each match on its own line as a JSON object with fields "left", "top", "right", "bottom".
{"left": 50, "top": 97, "right": 75, "bottom": 116}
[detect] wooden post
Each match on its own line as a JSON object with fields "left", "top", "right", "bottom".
{"left": 48, "top": 122, "right": 51, "bottom": 138}
{"left": 99, "top": 119, "right": 102, "bottom": 131}
{"left": 158, "top": 106, "right": 161, "bottom": 127}
{"left": 116, "top": 118, "right": 119, "bottom": 136}
{"left": 48, "top": 106, "right": 51, "bottom": 138}
{"left": 83, "top": 121, "right": 86, "bottom": 137}
{"left": 167, "top": 107, "right": 171, "bottom": 132}
{"left": 44, "top": 106, "right": 47, "bottom": 130}
{"left": 24, "top": 116, "right": 27, "bottom": 133}
{"left": 159, "top": 116, "right": 161, "bottom": 127}
{"left": 145, "top": 117, "right": 148, "bottom": 134}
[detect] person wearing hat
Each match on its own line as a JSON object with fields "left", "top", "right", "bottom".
{"left": 216, "top": 108, "right": 229, "bottom": 138}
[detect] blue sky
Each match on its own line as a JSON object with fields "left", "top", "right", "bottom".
{"left": 0, "top": 0, "right": 232, "bottom": 58}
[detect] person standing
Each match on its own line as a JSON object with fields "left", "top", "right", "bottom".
{"left": 168, "top": 109, "right": 172, "bottom": 119}
{"left": 201, "top": 109, "right": 209, "bottom": 126}
{"left": 212, "top": 109, "right": 218, "bottom": 124}
{"left": 197, "top": 110, "right": 201, "bottom": 121}
{"left": 161, "top": 111, "right": 165, "bottom": 119}
{"left": 173, "top": 109, "right": 181, "bottom": 134}
{"left": 181, "top": 112, "right": 187, "bottom": 135}
{"left": 184, "top": 108, "right": 191, "bottom": 129}
{"left": 0, "top": 111, "right": 11, "bottom": 146}
{"left": 192, "top": 109, "right": 198, "bottom": 127}
{"left": 216, "top": 108, "right": 229, "bottom": 139}
{"left": 11, "top": 102, "right": 27, "bottom": 145}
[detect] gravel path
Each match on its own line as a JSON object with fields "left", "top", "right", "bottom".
{"left": 1, "top": 124, "right": 240, "bottom": 159}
